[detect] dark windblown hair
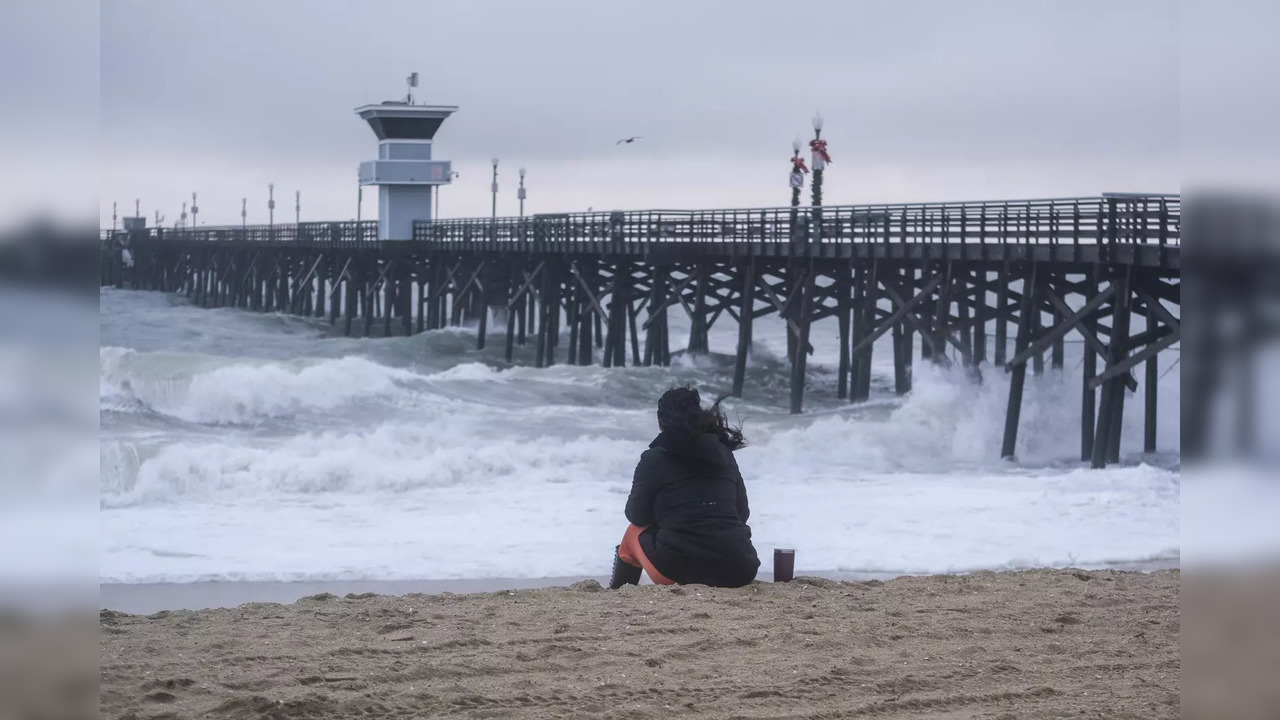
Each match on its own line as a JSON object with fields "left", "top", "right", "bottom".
{"left": 656, "top": 385, "right": 747, "bottom": 451}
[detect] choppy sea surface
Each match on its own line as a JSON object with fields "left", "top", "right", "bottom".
{"left": 99, "top": 288, "right": 1180, "bottom": 584}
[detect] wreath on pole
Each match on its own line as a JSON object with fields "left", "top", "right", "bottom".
{"left": 810, "top": 137, "right": 831, "bottom": 210}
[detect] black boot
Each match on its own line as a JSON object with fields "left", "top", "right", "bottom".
{"left": 609, "top": 545, "right": 642, "bottom": 589}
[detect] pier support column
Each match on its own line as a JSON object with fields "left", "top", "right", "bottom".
{"left": 343, "top": 261, "right": 358, "bottom": 337}
{"left": 894, "top": 263, "right": 914, "bottom": 395}
{"left": 732, "top": 259, "right": 757, "bottom": 397}
{"left": 401, "top": 265, "right": 414, "bottom": 338}
{"left": 847, "top": 264, "right": 865, "bottom": 401}
{"left": 1001, "top": 262, "right": 1039, "bottom": 459}
{"left": 566, "top": 289, "right": 580, "bottom": 365}
{"left": 688, "top": 264, "right": 709, "bottom": 354}
{"left": 364, "top": 266, "right": 376, "bottom": 338}
{"left": 527, "top": 287, "right": 536, "bottom": 344}
{"left": 1144, "top": 291, "right": 1158, "bottom": 454}
{"left": 575, "top": 265, "right": 594, "bottom": 366}
{"left": 1081, "top": 268, "right": 1098, "bottom": 461}
{"left": 537, "top": 261, "right": 562, "bottom": 368}
{"left": 789, "top": 262, "right": 815, "bottom": 415}
{"left": 785, "top": 261, "right": 799, "bottom": 366}
{"left": 535, "top": 267, "right": 550, "bottom": 368}
{"left": 855, "top": 260, "right": 879, "bottom": 401}
{"left": 329, "top": 263, "right": 343, "bottom": 326}
{"left": 628, "top": 288, "right": 642, "bottom": 366}
{"left": 549, "top": 262, "right": 563, "bottom": 366}
{"left": 277, "top": 261, "right": 290, "bottom": 315}
{"left": 931, "top": 262, "right": 953, "bottom": 367}
{"left": 918, "top": 264, "right": 934, "bottom": 364}
{"left": 315, "top": 256, "right": 327, "bottom": 319}
{"left": 1031, "top": 280, "right": 1045, "bottom": 376}
{"left": 249, "top": 265, "right": 260, "bottom": 312}
{"left": 1051, "top": 277, "right": 1065, "bottom": 370}
{"left": 416, "top": 274, "right": 426, "bottom": 334}
{"left": 893, "top": 320, "right": 909, "bottom": 395}
{"left": 262, "top": 261, "right": 274, "bottom": 314}
{"left": 835, "top": 260, "right": 852, "bottom": 400}
{"left": 505, "top": 268, "right": 519, "bottom": 362}
{"left": 475, "top": 285, "right": 488, "bottom": 348}
{"left": 644, "top": 265, "right": 669, "bottom": 367}
{"left": 516, "top": 291, "right": 527, "bottom": 346}
{"left": 957, "top": 268, "right": 973, "bottom": 364}
{"left": 428, "top": 262, "right": 445, "bottom": 331}
{"left": 995, "top": 261, "right": 1010, "bottom": 366}
{"left": 606, "top": 262, "right": 630, "bottom": 368}
{"left": 1093, "top": 266, "right": 1133, "bottom": 468}
{"left": 973, "top": 269, "right": 987, "bottom": 366}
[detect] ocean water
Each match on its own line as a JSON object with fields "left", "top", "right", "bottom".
{"left": 99, "top": 288, "right": 1180, "bottom": 584}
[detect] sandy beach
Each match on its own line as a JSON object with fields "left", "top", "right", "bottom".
{"left": 100, "top": 568, "right": 1178, "bottom": 719}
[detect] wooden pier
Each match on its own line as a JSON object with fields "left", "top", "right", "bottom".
{"left": 102, "top": 194, "right": 1180, "bottom": 468}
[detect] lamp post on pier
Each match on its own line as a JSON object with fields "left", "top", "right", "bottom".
{"left": 789, "top": 136, "right": 807, "bottom": 240}
{"left": 490, "top": 158, "right": 500, "bottom": 241}
{"left": 180, "top": 201, "right": 188, "bottom": 229}
{"left": 268, "top": 183, "right": 276, "bottom": 227}
{"left": 518, "top": 167, "right": 527, "bottom": 217}
{"left": 241, "top": 198, "right": 247, "bottom": 228}
{"left": 191, "top": 192, "right": 199, "bottom": 229}
{"left": 809, "top": 112, "right": 831, "bottom": 243}
{"left": 490, "top": 157, "right": 499, "bottom": 221}
{"left": 112, "top": 202, "right": 118, "bottom": 230}
{"left": 295, "top": 190, "right": 301, "bottom": 224}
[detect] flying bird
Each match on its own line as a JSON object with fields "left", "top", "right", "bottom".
{"left": 616, "top": 136, "right": 643, "bottom": 145}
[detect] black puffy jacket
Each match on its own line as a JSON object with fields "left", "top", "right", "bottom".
{"left": 624, "top": 430, "right": 761, "bottom": 588}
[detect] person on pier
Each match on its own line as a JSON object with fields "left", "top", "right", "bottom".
{"left": 609, "top": 387, "right": 761, "bottom": 589}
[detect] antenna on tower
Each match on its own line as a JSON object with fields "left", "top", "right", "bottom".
{"left": 405, "top": 72, "right": 419, "bottom": 104}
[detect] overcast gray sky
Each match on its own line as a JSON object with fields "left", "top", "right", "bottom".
{"left": 3, "top": 1, "right": 1224, "bottom": 227}
{"left": 91, "top": 0, "right": 1193, "bottom": 227}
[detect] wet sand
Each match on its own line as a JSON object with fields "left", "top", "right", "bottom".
{"left": 100, "top": 568, "right": 1179, "bottom": 719}
{"left": 99, "top": 559, "right": 1178, "bottom": 615}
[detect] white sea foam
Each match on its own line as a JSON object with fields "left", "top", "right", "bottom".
{"left": 101, "top": 346, "right": 425, "bottom": 424}
{"left": 99, "top": 457, "right": 1179, "bottom": 583}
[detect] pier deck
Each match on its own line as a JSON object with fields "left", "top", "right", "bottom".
{"left": 103, "top": 194, "right": 1180, "bottom": 468}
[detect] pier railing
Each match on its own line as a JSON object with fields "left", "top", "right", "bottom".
{"left": 103, "top": 195, "right": 1179, "bottom": 248}
{"left": 414, "top": 196, "right": 1179, "bottom": 247}
{"left": 100, "top": 220, "right": 379, "bottom": 246}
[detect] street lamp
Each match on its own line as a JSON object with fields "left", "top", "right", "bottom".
{"left": 112, "top": 201, "right": 118, "bottom": 230}
{"left": 241, "top": 198, "right": 247, "bottom": 228}
{"left": 809, "top": 112, "right": 830, "bottom": 213}
{"left": 789, "top": 137, "right": 807, "bottom": 240}
{"left": 180, "top": 201, "right": 188, "bottom": 229}
{"left": 518, "top": 167, "right": 527, "bottom": 218}
{"left": 295, "top": 190, "right": 301, "bottom": 224}
{"left": 191, "top": 192, "right": 199, "bottom": 230}
{"left": 490, "top": 157, "right": 499, "bottom": 221}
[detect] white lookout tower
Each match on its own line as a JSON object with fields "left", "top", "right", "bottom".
{"left": 355, "top": 73, "right": 457, "bottom": 240}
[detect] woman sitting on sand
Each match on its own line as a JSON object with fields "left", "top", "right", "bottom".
{"left": 610, "top": 386, "right": 761, "bottom": 589}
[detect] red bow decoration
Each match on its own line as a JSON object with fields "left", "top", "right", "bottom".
{"left": 791, "top": 155, "right": 809, "bottom": 174}
{"left": 810, "top": 138, "right": 832, "bottom": 165}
